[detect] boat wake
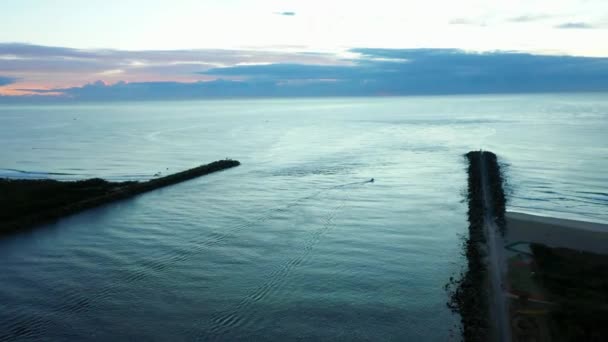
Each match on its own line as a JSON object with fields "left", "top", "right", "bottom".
{"left": 200, "top": 187, "right": 356, "bottom": 340}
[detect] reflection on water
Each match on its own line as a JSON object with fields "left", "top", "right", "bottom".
{"left": 0, "top": 94, "right": 606, "bottom": 340}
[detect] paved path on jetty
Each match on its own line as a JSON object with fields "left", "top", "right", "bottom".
{"left": 480, "top": 152, "right": 511, "bottom": 342}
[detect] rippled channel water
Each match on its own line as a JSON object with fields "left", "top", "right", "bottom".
{"left": 0, "top": 94, "right": 606, "bottom": 340}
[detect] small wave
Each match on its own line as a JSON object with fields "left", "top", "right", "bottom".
{"left": 60, "top": 293, "right": 92, "bottom": 315}
{"left": 511, "top": 196, "right": 551, "bottom": 202}
{"left": 575, "top": 191, "right": 608, "bottom": 198}
{"left": 270, "top": 161, "right": 365, "bottom": 178}
{"left": 361, "top": 118, "right": 511, "bottom": 126}
{"left": 56, "top": 177, "right": 370, "bottom": 323}
{"left": 330, "top": 180, "right": 372, "bottom": 188}
{"left": 190, "top": 180, "right": 368, "bottom": 247}
{"left": 515, "top": 193, "right": 608, "bottom": 206}
{"left": 0, "top": 310, "right": 54, "bottom": 341}
{"left": 201, "top": 188, "right": 355, "bottom": 339}
{"left": 401, "top": 144, "right": 450, "bottom": 153}
{"left": 0, "top": 168, "right": 161, "bottom": 181}
{"left": 0, "top": 168, "right": 77, "bottom": 176}
{"left": 272, "top": 166, "right": 351, "bottom": 177}
{"left": 30, "top": 147, "right": 80, "bottom": 151}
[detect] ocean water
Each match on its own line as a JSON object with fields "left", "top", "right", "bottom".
{"left": 0, "top": 94, "right": 606, "bottom": 341}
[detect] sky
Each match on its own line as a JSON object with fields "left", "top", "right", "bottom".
{"left": 1, "top": 0, "right": 607, "bottom": 99}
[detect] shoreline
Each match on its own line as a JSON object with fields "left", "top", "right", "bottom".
{"left": 506, "top": 211, "right": 608, "bottom": 255}
{"left": 507, "top": 211, "right": 608, "bottom": 232}
{"left": 504, "top": 211, "right": 608, "bottom": 340}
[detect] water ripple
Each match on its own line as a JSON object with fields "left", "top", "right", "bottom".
{"left": 201, "top": 187, "right": 356, "bottom": 340}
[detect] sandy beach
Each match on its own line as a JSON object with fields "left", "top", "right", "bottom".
{"left": 506, "top": 211, "right": 608, "bottom": 256}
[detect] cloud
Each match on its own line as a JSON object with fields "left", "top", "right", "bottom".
{"left": 453, "top": 14, "right": 556, "bottom": 26}
{"left": 202, "top": 64, "right": 360, "bottom": 80}
{"left": 275, "top": 11, "right": 296, "bottom": 16}
{"left": 555, "top": 22, "right": 595, "bottom": 29}
{"left": 5, "top": 48, "right": 607, "bottom": 102}
{"left": 0, "top": 76, "right": 16, "bottom": 86}
{"left": 0, "top": 43, "right": 341, "bottom": 73}
{"left": 507, "top": 14, "right": 552, "bottom": 23}
{"left": 448, "top": 18, "right": 487, "bottom": 27}
{"left": 19, "top": 78, "right": 347, "bottom": 100}
{"left": 0, "top": 43, "right": 96, "bottom": 59}
{"left": 0, "top": 43, "right": 348, "bottom": 95}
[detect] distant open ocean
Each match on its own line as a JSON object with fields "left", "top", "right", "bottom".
{"left": 1, "top": 93, "right": 606, "bottom": 340}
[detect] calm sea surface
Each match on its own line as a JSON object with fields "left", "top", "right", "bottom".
{"left": 0, "top": 94, "right": 607, "bottom": 341}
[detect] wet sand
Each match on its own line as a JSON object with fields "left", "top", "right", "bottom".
{"left": 505, "top": 212, "right": 608, "bottom": 255}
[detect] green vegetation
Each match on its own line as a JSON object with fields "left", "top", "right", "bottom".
{"left": 0, "top": 159, "right": 240, "bottom": 235}
{"left": 531, "top": 244, "right": 608, "bottom": 341}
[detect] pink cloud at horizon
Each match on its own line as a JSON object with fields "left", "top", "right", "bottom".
{"left": 0, "top": 43, "right": 351, "bottom": 97}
